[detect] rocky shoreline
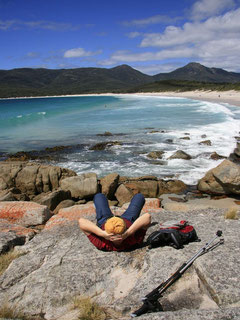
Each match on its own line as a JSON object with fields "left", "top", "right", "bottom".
{"left": 0, "top": 140, "right": 240, "bottom": 319}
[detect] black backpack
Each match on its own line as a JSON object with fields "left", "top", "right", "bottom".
{"left": 147, "top": 220, "right": 199, "bottom": 249}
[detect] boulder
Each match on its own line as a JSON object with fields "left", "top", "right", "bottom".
{"left": 168, "top": 150, "right": 192, "bottom": 160}
{"left": 115, "top": 184, "right": 133, "bottom": 206}
{"left": 60, "top": 173, "right": 98, "bottom": 199}
{"left": 198, "top": 160, "right": 240, "bottom": 195}
{"left": 147, "top": 151, "right": 164, "bottom": 159}
{"left": 33, "top": 189, "right": 72, "bottom": 211}
{"left": 210, "top": 152, "right": 227, "bottom": 160}
{"left": 0, "top": 162, "right": 22, "bottom": 190}
{"left": 158, "top": 180, "right": 187, "bottom": 195}
{"left": 0, "top": 188, "right": 30, "bottom": 202}
{"left": 0, "top": 201, "right": 52, "bottom": 227}
{"left": 0, "top": 219, "right": 36, "bottom": 254}
{"left": 45, "top": 202, "right": 96, "bottom": 230}
{"left": 89, "top": 141, "right": 122, "bottom": 151}
{"left": 124, "top": 180, "right": 159, "bottom": 198}
{"left": 234, "top": 142, "right": 240, "bottom": 157}
{"left": 199, "top": 140, "right": 212, "bottom": 146}
{"left": 100, "top": 173, "right": 119, "bottom": 199}
{"left": 0, "top": 162, "right": 76, "bottom": 196}
{"left": 53, "top": 200, "right": 76, "bottom": 214}
{"left": 0, "top": 208, "right": 239, "bottom": 319}
{"left": 96, "top": 131, "right": 113, "bottom": 136}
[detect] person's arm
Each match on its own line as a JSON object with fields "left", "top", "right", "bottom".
{"left": 78, "top": 218, "right": 114, "bottom": 240}
{"left": 121, "top": 213, "right": 151, "bottom": 240}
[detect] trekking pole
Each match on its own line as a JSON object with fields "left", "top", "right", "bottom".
{"left": 130, "top": 230, "right": 224, "bottom": 317}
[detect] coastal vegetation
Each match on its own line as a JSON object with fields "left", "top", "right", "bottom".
{"left": 0, "top": 249, "right": 24, "bottom": 276}
{"left": 0, "top": 62, "right": 240, "bottom": 98}
{"left": 224, "top": 207, "right": 239, "bottom": 220}
{"left": 129, "top": 79, "right": 240, "bottom": 93}
{"left": 72, "top": 296, "right": 109, "bottom": 320}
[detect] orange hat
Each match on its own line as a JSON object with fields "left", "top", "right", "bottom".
{"left": 105, "top": 217, "right": 126, "bottom": 235}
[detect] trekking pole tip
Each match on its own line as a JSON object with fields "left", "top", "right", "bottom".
{"left": 216, "top": 230, "right": 222, "bottom": 237}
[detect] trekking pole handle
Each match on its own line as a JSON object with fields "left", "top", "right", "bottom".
{"left": 216, "top": 230, "right": 222, "bottom": 237}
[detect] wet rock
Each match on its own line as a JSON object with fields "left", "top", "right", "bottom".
{"left": 89, "top": 141, "right": 122, "bottom": 150}
{"left": 147, "top": 151, "right": 164, "bottom": 159}
{"left": 96, "top": 131, "right": 113, "bottom": 136}
{"left": 149, "top": 130, "right": 160, "bottom": 133}
{"left": 180, "top": 136, "right": 190, "bottom": 140}
{"left": 199, "top": 140, "right": 212, "bottom": 146}
{"left": 150, "top": 160, "right": 168, "bottom": 165}
{"left": 168, "top": 150, "right": 192, "bottom": 160}
{"left": 210, "top": 152, "right": 227, "bottom": 160}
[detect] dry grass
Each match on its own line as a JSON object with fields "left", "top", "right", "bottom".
{"left": 0, "top": 302, "right": 44, "bottom": 320}
{"left": 72, "top": 296, "right": 108, "bottom": 320}
{"left": 0, "top": 303, "right": 28, "bottom": 320}
{"left": 0, "top": 249, "right": 24, "bottom": 276}
{"left": 224, "top": 207, "right": 239, "bottom": 220}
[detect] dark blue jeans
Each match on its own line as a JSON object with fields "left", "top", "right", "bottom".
{"left": 94, "top": 193, "right": 145, "bottom": 227}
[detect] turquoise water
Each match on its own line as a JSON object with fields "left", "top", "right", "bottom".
{"left": 0, "top": 94, "right": 239, "bottom": 183}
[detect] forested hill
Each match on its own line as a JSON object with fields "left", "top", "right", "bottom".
{"left": 0, "top": 62, "right": 240, "bottom": 98}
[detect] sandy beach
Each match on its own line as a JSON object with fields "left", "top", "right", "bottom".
{"left": 135, "top": 90, "right": 240, "bottom": 107}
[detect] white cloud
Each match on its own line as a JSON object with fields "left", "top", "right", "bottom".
{"left": 122, "top": 14, "right": 182, "bottom": 27}
{"left": 140, "top": 8, "right": 240, "bottom": 48}
{"left": 64, "top": 48, "right": 102, "bottom": 58}
{"left": 0, "top": 19, "right": 15, "bottom": 30}
{"left": 127, "top": 32, "right": 142, "bottom": 38}
{"left": 99, "top": 47, "right": 194, "bottom": 65}
{"left": 191, "top": 0, "right": 235, "bottom": 20}
{"left": 99, "top": 7, "right": 240, "bottom": 72}
{"left": 0, "top": 19, "right": 80, "bottom": 31}
{"left": 132, "top": 63, "right": 184, "bottom": 75}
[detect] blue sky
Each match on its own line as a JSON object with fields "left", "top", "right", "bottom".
{"left": 1, "top": 0, "right": 240, "bottom": 74}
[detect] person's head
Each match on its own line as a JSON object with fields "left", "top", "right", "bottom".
{"left": 105, "top": 216, "right": 126, "bottom": 235}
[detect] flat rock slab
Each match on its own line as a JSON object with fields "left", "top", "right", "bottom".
{"left": 0, "top": 201, "right": 52, "bottom": 227}
{"left": 0, "top": 219, "right": 36, "bottom": 253}
{"left": 0, "top": 208, "right": 239, "bottom": 319}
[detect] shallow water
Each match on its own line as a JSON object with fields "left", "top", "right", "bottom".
{"left": 0, "top": 94, "right": 239, "bottom": 184}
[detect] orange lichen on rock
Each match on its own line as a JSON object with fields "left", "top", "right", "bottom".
{"left": 0, "top": 201, "right": 51, "bottom": 227}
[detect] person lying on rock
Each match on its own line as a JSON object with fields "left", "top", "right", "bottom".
{"left": 78, "top": 192, "right": 151, "bottom": 251}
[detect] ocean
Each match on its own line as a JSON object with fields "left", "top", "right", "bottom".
{"left": 0, "top": 94, "right": 239, "bottom": 184}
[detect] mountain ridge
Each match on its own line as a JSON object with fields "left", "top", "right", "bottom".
{"left": 0, "top": 62, "right": 240, "bottom": 98}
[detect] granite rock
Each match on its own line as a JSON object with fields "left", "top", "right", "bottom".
{"left": 0, "top": 208, "right": 239, "bottom": 319}
{"left": 0, "top": 201, "right": 52, "bottom": 227}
